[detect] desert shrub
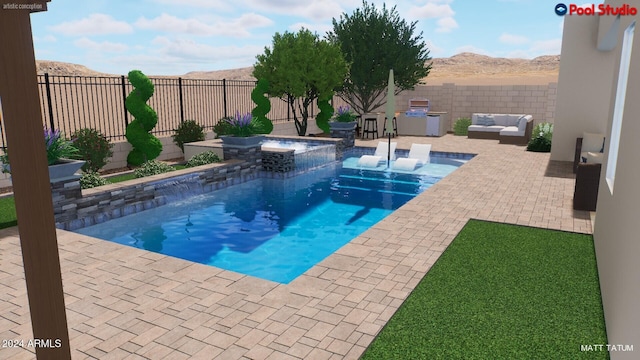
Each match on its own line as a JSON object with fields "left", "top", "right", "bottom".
{"left": 213, "top": 117, "right": 233, "bottom": 137}
{"left": 185, "top": 151, "right": 222, "bottom": 168}
{"left": 173, "top": 120, "right": 205, "bottom": 152}
{"left": 527, "top": 122, "right": 554, "bottom": 152}
{"left": 133, "top": 160, "right": 174, "bottom": 178}
{"left": 71, "top": 128, "right": 114, "bottom": 172}
{"left": 453, "top": 117, "right": 472, "bottom": 136}
{"left": 80, "top": 171, "right": 109, "bottom": 189}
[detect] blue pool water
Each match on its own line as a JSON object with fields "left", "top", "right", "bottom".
{"left": 77, "top": 155, "right": 466, "bottom": 283}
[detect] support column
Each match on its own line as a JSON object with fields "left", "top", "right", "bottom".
{"left": 0, "top": 2, "right": 71, "bottom": 359}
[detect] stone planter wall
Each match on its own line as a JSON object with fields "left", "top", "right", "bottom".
{"left": 329, "top": 122, "right": 356, "bottom": 149}
{"left": 222, "top": 143, "right": 262, "bottom": 172}
{"left": 52, "top": 157, "right": 260, "bottom": 230}
{"left": 50, "top": 137, "right": 346, "bottom": 230}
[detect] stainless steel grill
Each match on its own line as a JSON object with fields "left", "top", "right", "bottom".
{"left": 404, "top": 98, "right": 430, "bottom": 117}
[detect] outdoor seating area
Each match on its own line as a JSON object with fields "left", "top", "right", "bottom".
{"left": 357, "top": 141, "right": 397, "bottom": 167}
{"left": 467, "top": 113, "right": 534, "bottom": 145}
{"left": 392, "top": 143, "right": 432, "bottom": 170}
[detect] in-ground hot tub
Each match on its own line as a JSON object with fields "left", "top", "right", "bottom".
{"left": 183, "top": 137, "right": 338, "bottom": 174}
{"left": 261, "top": 140, "right": 336, "bottom": 173}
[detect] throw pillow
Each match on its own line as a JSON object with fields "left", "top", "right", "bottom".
{"left": 517, "top": 116, "right": 528, "bottom": 131}
{"left": 582, "top": 132, "right": 605, "bottom": 153}
{"left": 586, "top": 152, "right": 604, "bottom": 164}
{"left": 484, "top": 115, "right": 496, "bottom": 126}
{"left": 476, "top": 115, "right": 487, "bottom": 126}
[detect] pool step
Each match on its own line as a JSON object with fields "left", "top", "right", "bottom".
{"left": 338, "top": 174, "right": 437, "bottom": 186}
{"left": 332, "top": 184, "right": 419, "bottom": 197}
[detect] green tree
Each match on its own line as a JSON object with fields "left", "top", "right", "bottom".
{"left": 328, "top": 1, "right": 432, "bottom": 115}
{"left": 253, "top": 29, "right": 348, "bottom": 136}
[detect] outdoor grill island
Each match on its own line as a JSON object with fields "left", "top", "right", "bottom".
{"left": 397, "top": 98, "right": 447, "bottom": 137}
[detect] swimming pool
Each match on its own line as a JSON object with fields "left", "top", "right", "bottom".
{"left": 77, "top": 153, "right": 467, "bottom": 283}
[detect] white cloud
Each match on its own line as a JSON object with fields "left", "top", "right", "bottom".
{"left": 135, "top": 13, "right": 273, "bottom": 37}
{"left": 74, "top": 38, "right": 128, "bottom": 52}
{"left": 424, "top": 39, "right": 445, "bottom": 57}
{"left": 530, "top": 38, "right": 562, "bottom": 54}
{"left": 288, "top": 22, "right": 333, "bottom": 35}
{"left": 34, "top": 35, "right": 57, "bottom": 43}
{"left": 499, "top": 33, "right": 530, "bottom": 45}
{"left": 150, "top": 36, "right": 262, "bottom": 62}
{"left": 243, "top": 0, "right": 343, "bottom": 21}
{"left": 559, "top": 19, "right": 565, "bottom": 35}
{"left": 503, "top": 38, "right": 562, "bottom": 58}
{"left": 455, "top": 45, "right": 492, "bottom": 56}
{"left": 233, "top": 13, "right": 274, "bottom": 29}
{"left": 410, "top": 3, "right": 455, "bottom": 19}
{"left": 50, "top": 14, "right": 133, "bottom": 36}
{"left": 135, "top": 14, "right": 209, "bottom": 35}
{"left": 436, "top": 17, "right": 458, "bottom": 33}
{"left": 150, "top": 0, "right": 231, "bottom": 10}
{"left": 504, "top": 50, "right": 531, "bottom": 58}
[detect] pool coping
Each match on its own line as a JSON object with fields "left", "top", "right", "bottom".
{"left": 0, "top": 135, "right": 592, "bottom": 359}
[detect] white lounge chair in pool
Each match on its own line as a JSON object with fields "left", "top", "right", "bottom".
{"left": 357, "top": 141, "right": 397, "bottom": 167}
{"left": 392, "top": 144, "right": 432, "bottom": 170}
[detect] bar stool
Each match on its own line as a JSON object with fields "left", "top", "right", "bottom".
{"left": 355, "top": 115, "right": 362, "bottom": 138}
{"left": 383, "top": 116, "right": 398, "bottom": 138}
{"left": 361, "top": 116, "right": 379, "bottom": 139}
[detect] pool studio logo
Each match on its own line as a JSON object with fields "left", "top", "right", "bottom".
{"left": 555, "top": 3, "right": 638, "bottom": 16}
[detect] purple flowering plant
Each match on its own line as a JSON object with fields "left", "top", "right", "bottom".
{"left": 0, "top": 127, "right": 79, "bottom": 174}
{"left": 332, "top": 105, "right": 357, "bottom": 123}
{"left": 44, "top": 127, "right": 79, "bottom": 165}
{"left": 219, "top": 111, "right": 264, "bottom": 137}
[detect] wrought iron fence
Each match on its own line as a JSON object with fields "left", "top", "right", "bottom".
{"left": 0, "top": 73, "right": 346, "bottom": 148}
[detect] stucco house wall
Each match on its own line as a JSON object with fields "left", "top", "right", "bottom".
{"left": 554, "top": 1, "right": 640, "bottom": 357}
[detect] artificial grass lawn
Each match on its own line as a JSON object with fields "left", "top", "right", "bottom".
{"left": 0, "top": 196, "right": 17, "bottom": 229}
{"left": 104, "top": 172, "right": 136, "bottom": 183}
{"left": 106, "top": 164, "right": 186, "bottom": 183}
{"left": 362, "top": 219, "right": 608, "bottom": 360}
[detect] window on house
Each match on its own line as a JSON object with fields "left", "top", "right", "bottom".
{"left": 607, "top": 20, "right": 635, "bottom": 194}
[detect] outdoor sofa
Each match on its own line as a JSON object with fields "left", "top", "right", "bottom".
{"left": 467, "top": 113, "right": 534, "bottom": 145}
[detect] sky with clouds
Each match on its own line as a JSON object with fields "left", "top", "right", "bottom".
{"left": 30, "top": 0, "right": 565, "bottom": 75}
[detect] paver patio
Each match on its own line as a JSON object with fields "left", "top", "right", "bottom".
{"left": 0, "top": 134, "right": 592, "bottom": 359}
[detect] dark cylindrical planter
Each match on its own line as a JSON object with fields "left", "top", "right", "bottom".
{"left": 220, "top": 135, "right": 265, "bottom": 147}
{"left": 329, "top": 121, "right": 357, "bottom": 148}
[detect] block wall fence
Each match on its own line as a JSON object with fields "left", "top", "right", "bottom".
{"left": 0, "top": 82, "right": 556, "bottom": 188}
{"left": 389, "top": 82, "right": 558, "bottom": 132}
